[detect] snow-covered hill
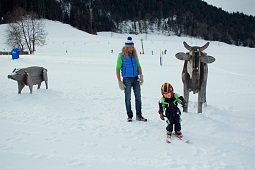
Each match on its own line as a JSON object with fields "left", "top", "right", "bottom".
{"left": 0, "top": 20, "right": 255, "bottom": 170}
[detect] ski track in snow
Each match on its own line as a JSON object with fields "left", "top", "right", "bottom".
{"left": 0, "top": 20, "right": 255, "bottom": 170}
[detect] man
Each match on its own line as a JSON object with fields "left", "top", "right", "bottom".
{"left": 116, "top": 36, "right": 147, "bottom": 122}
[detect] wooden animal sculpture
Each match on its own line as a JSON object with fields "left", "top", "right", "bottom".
{"left": 8, "top": 66, "right": 48, "bottom": 94}
{"left": 175, "top": 42, "right": 215, "bottom": 113}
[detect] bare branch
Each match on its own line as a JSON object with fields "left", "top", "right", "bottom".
{"left": 4, "top": 8, "right": 48, "bottom": 54}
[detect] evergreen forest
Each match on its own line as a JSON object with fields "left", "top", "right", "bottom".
{"left": 1, "top": 0, "right": 255, "bottom": 47}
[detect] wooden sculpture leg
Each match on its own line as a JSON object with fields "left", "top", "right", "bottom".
{"left": 198, "top": 89, "right": 203, "bottom": 113}
{"left": 183, "top": 84, "right": 189, "bottom": 113}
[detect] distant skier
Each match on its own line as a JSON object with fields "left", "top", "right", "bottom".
{"left": 158, "top": 82, "right": 187, "bottom": 142}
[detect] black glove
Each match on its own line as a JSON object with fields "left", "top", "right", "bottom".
{"left": 181, "top": 101, "right": 187, "bottom": 108}
{"left": 159, "top": 111, "right": 165, "bottom": 120}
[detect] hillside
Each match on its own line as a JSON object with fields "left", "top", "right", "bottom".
{"left": 1, "top": 0, "right": 255, "bottom": 47}
{"left": 0, "top": 20, "right": 255, "bottom": 170}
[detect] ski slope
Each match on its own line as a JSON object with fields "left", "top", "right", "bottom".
{"left": 0, "top": 20, "right": 255, "bottom": 170}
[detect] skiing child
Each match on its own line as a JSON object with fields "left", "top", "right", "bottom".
{"left": 158, "top": 82, "right": 187, "bottom": 142}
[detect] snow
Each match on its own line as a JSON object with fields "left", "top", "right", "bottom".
{"left": 1, "top": 20, "right": 255, "bottom": 170}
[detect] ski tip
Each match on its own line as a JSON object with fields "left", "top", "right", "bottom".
{"left": 181, "top": 139, "right": 190, "bottom": 143}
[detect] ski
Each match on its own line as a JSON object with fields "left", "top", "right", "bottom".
{"left": 178, "top": 137, "right": 190, "bottom": 143}
{"left": 166, "top": 136, "right": 189, "bottom": 143}
{"left": 174, "top": 134, "right": 190, "bottom": 143}
{"left": 166, "top": 134, "right": 172, "bottom": 143}
{"left": 166, "top": 138, "right": 171, "bottom": 143}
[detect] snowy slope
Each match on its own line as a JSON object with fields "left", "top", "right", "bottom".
{"left": 0, "top": 20, "right": 255, "bottom": 170}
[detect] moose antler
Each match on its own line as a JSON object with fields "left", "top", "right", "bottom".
{"left": 183, "top": 41, "right": 209, "bottom": 52}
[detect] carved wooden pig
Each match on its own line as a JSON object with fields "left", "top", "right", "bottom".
{"left": 8, "top": 66, "right": 48, "bottom": 94}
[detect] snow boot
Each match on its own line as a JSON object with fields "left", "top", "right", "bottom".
{"left": 127, "top": 117, "right": 132, "bottom": 122}
{"left": 175, "top": 131, "right": 183, "bottom": 139}
{"left": 166, "top": 131, "right": 172, "bottom": 143}
{"left": 136, "top": 116, "right": 147, "bottom": 121}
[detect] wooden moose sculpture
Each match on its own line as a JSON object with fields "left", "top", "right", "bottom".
{"left": 175, "top": 42, "right": 215, "bottom": 113}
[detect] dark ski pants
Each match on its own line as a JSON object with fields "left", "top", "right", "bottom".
{"left": 166, "top": 113, "right": 181, "bottom": 133}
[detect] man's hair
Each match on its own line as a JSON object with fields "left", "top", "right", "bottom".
{"left": 122, "top": 47, "right": 138, "bottom": 59}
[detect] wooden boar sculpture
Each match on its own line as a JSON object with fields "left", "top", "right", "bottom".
{"left": 8, "top": 66, "right": 48, "bottom": 94}
{"left": 175, "top": 42, "right": 215, "bottom": 113}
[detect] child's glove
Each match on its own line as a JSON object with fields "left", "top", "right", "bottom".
{"left": 181, "top": 101, "right": 187, "bottom": 108}
{"left": 118, "top": 81, "right": 126, "bottom": 90}
{"left": 138, "top": 75, "right": 144, "bottom": 85}
{"left": 159, "top": 111, "right": 165, "bottom": 120}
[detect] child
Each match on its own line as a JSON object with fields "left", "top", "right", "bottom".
{"left": 158, "top": 82, "right": 187, "bottom": 142}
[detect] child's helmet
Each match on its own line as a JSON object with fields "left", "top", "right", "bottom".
{"left": 161, "top": 82, "right": 174, "bottom": 96}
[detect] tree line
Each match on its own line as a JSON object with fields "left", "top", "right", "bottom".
{"left": 1, "top": 0, "right": 255, "bottom": 47}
